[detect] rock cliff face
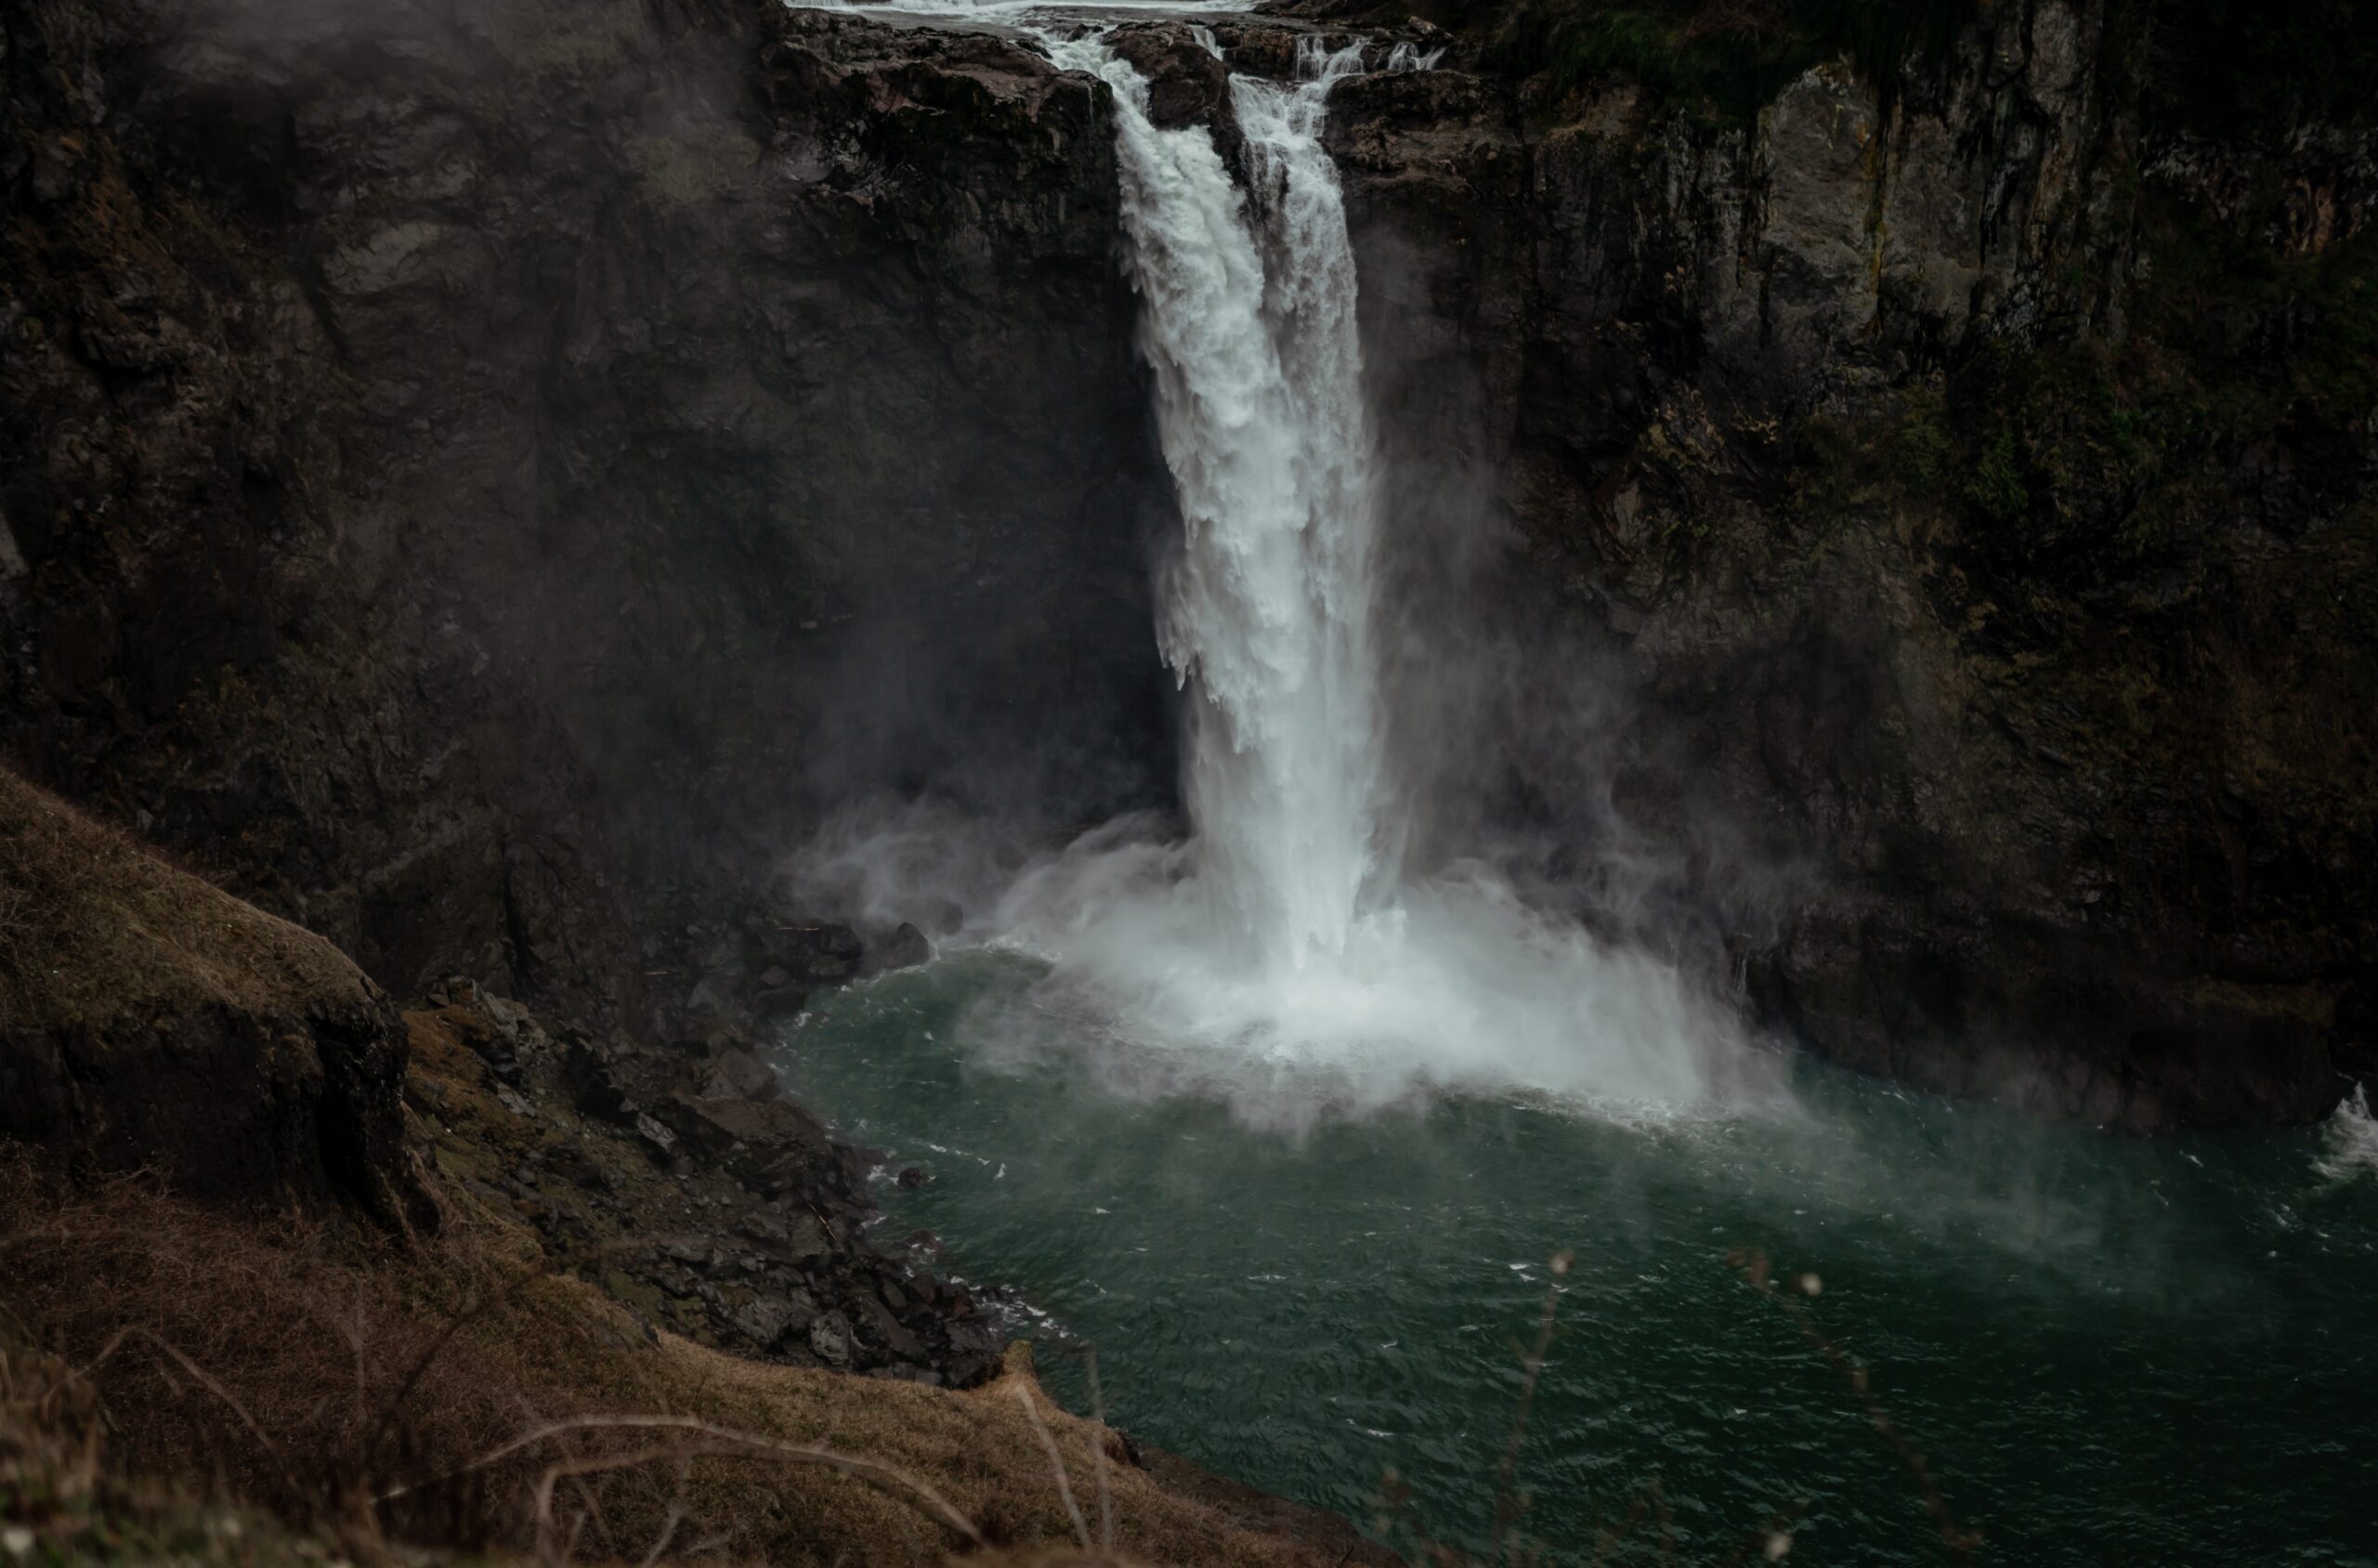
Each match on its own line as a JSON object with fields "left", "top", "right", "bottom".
{"left": 5, "top": 0, "right": 2371, "bottom": 1129}
{"left": 1, "top": 0, "right": 1174, "bottom": 1026}
{"left": 1313, "top": 0, "right": 2376, "bottom": 1125}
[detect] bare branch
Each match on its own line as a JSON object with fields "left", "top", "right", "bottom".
{"left": 46, "top": 1325, "right": 298, "bottom": 1497}
{"left": 1727, "top": 1248, "right": 1976, "bottom": 1564}
{"left": 387, "top": 1413, "right": 982, "bottom": 1546}
{"left": 1492, "top": 1250, "right": 1572, "bottom": 1561}
{"left": 1013, "top": 1381, "right": 1091, "bottom": 1551}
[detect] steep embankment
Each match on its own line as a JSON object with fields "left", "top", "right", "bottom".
{"left": 0, "top": 767, "right": 1392, "bottom": 1565}
{"left": 1290, "top": 0, "right": 2378, "bottom": 1127}
{"left": 1, "top": 0, "right": 1175, "bottom": 1026}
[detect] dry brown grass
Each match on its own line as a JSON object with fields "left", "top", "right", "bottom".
{"left": 0, "top": 1154, "right": 1362, "bottom": 1567}
{"left": 0, "top": 766, "right": 370, "bottom": 1032}
{"left": 0, "top": 1158, "right": 527, "bottom": 1541}
{"left": 0, "top": 1333, "right": 330, "bottom": 1567}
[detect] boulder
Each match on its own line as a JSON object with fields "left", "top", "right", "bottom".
{"left": 699, "top": 1045, "right": 783, "bottom": 1103}
{"left": 653, "top": 1091, "right": 865, "bottom": 1205}
{"left": 745, "top": 917, "right": 864, "bottom": 985}
{"left": 1110, "top": 24, "right": 1246, "bottom": 175}
{"left": 633, "top": 1112, "right": 681, "bottom": 1166}
{"left": 856, "top": 1293, "right": 926, "bottom": 1362}
{"left": 866, "top": 922, "right": 933, "bottom": 975}
{"left": 807, "top": 1313, "right": 855, "bottom": 1367}
{"left": 729, "top": 1290, "right": 818, "bottom": 1350}
{"left": 562, "top": 1035, "right": 643, "bottom": 1124}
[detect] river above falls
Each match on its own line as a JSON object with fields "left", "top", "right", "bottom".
{"left": 771, "top": 948, "right": 2378, "bottom": 1566}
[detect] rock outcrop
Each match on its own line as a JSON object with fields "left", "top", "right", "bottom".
{"left": 0, "top": 759, "right": 1000, "bottom": 1383}
{"left": 408, "top": 979, "right": 1010, "bottom": 1386}
{"left": 0, "top": 766, "right": 434, "bottom": 1224}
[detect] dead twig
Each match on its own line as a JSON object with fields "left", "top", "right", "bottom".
{"left": 1713, "top": 1500, "right": 1809, "bottom": 1568}
{"left": 388, "top": 1413, "right": 983, "bottom": 1547}
{"left": 1491, "top": 1249, "right": 1573, "bottom": 1560}
{"left": 1726, "top": 1248, "right": 1977, "bottom": 1564}
{"left": 1013, "top": 1381, "right": 1091, "bottom": 1551}
{"left": 44, "top": 1325, "right": 300, "bottom": 1498}
{"left": 638, "top": 1455, "right": 692, "bottom": 1568}
{"left": 358, "top": 1235, "right": 661, "bottom": 1474}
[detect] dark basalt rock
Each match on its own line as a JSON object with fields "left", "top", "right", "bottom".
{"left": 867, "top": 921, "right": 933, "bottom": 974}
{"left": 412, "top": 981, "right": 1007, "bottom": 1387}
{"left": 1323, "top": 0, "right": 2378, "bottom": 1128}
{"left": 698, "top": 1042, "right": 784, "bottom": 1104}
{"left": 746, "top": 917, "right": 865, "bottom": 987}
{"left": 563, "top": 1034, "right": 646, "bottom": 1125}
{"left": 1111, "top": 24, "right": 1248, "bottom": 175}
{"left": 0, "top": 0, "right": 1175, "bottom": 1040}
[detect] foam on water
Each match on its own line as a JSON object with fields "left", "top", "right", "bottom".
{"left": 2317, "top": 1082, "right": 2378, "bottom": 1182}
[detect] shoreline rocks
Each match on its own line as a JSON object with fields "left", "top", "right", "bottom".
{"left": 413, "top": 979, "right": 1008, "bottom": 1387}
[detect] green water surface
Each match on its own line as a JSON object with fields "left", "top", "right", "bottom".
{"left": 770, "top": 948, "right": 2378, "bottom": 1565}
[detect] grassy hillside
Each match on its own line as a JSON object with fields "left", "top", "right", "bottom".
{"left": 0, "top": 767, "right": 1382, "bottom": 1565}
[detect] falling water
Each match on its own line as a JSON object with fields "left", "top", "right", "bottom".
{"left": 1383, "top": 40, "right": 1446, "bottom": 71}
{"left": 994, "top": 29, "right": 1758, "bottom": 1117}
{"left": 1091, "top": 33, "right": 1384, "bottom": 970}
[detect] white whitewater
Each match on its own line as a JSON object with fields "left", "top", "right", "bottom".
{"left": 2318, "top": 1083, "right": 2378, "bottom": 1183}
{"left": 986, "top": 29, "right": 1758, "bottom": 1117}
{"left": 1050, "top": 32, "right": 1384, "bottom": 971}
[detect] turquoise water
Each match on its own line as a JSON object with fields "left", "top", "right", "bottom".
{"left": 771, "top": 948, "right": 2378, "bottom": 1565}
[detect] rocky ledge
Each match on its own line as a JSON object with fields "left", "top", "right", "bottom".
{"left": 0, "top": 760, "right": 1000, "bottom": 1386}
{"left": 0, "top": 767, "right": 435, "bottom": 1229}
{"left": 409, "top": 976, "right": 1007, "bottom": 1387}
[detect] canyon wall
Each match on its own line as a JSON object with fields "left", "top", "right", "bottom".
{"left": 1319, "top": 0, "right": 2376, "bottom": 1125}
{"left": 1, "top": 0, "right": 1175, "bottom": 1026}
{"left": 5, "top": 0, "right": 2371, "bottom": 1127}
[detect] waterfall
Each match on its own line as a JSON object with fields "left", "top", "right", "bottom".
{"left": 1041, "top": 33, "right": 1387, "bottom": 973}
{"left": 767, "top": 7, "right": 1770, "bottom": 1117}
{"left": 985, "top": 27, "right": 1761, "bottom": 1119}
